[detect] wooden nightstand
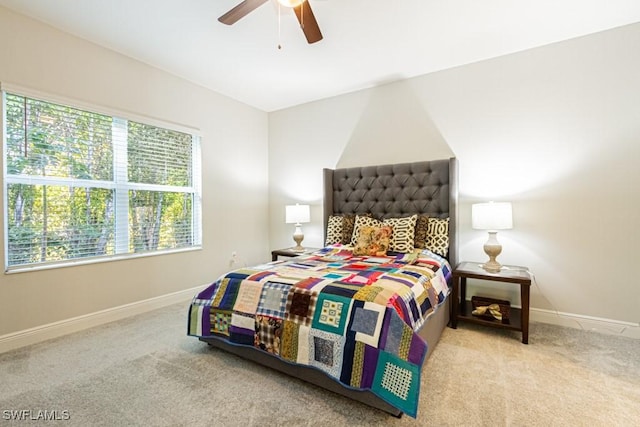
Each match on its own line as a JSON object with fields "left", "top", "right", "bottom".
{"left": 271, "top": 247, "right": 320, "bottom": 262}
{"left": 450, "top": 261, "right": 532, "bottom": 344}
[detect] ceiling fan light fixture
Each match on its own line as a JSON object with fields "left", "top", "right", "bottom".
{"left": 277, "top": 0, "right": 305, "bottom": 8}
{"left": 219, "top": 0, "right": 322, "bottom": 44}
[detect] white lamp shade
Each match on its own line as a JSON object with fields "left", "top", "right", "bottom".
{"left": 472, "top": 202, "right": 513, "bottom": 231}
{"left": 285, "top": 204, "right": 310, "bottom": 224}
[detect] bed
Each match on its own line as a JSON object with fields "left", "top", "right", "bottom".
{"left": 188, "top": 158, "right": 458, "bottom": 417}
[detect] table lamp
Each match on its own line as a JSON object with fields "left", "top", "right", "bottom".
{"left": 285, "top": 203, "right": 310, "bottom": 251}
{"left": 472, "top": 201, "right": 513, "bottom": 273}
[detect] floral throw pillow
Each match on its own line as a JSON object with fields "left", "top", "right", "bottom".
{"left": 353, "top": 225, "right": 392, "bottom": 256}
{"left": 350, "top": 215, "right": 383, "bottom": 246}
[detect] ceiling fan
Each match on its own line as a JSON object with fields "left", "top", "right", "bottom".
{"left": 218, "top": 0, "right": 323, "bottom": 44}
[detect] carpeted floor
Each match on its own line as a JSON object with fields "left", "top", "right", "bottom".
{"left": 1, "top": 302, "right": 639, "bottom": 426}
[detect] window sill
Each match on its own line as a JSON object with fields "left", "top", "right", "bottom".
{"left": 5, "top": 246, "right": 202, "bottom": 275}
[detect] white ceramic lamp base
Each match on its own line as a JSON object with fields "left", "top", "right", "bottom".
{"left": 482, "top": 231, "right": 503, "bottom": 273}
{"left": 292, "top": 224, "right": 305, "bottom": 252}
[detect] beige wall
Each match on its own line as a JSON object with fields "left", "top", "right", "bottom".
{"left": 0, "top": 7, "right": 269, "bottom": 336}
{"left": 269, "top": 23, "right": 640, "bottom": 336}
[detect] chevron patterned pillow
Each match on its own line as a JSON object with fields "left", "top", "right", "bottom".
{"left": 383, "top": 214, "right": 418, "bottom": 253}
{"left": 425, "top": 217, "right": 449, "bottom": 257}
{"left": 325, "top": 215, "right": 344, "bottom": 246}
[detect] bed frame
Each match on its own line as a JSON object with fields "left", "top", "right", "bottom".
{"left": 201, "top": 158, "right": 458, "bottom": 416}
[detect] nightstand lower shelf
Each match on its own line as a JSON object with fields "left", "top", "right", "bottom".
{"left": 457, "top": 301, "right": 522, "bottom": 332}
{"left": 450, "top": 261, "right": 532, "bottom": 344}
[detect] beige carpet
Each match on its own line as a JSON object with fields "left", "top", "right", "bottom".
{"left": 1, "top": 302, "right": 639, "bottom": 426}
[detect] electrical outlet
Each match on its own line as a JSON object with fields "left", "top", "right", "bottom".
{"left": 229, "top": 251, "right": 238, "bottom": 268}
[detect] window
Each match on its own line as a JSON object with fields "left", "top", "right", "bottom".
{"left": 2, "top": 88, "right": 201, "bottom": 271}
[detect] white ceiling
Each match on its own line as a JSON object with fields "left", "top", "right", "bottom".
{"left": 1, "top": 0, "right": 640, "bottom": 112}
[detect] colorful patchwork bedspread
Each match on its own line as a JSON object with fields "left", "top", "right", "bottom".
{"left": 187, "top": 246, "right": 451, "bottom": 417}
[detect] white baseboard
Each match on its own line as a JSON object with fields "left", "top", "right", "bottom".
{"left": 531, "top": 307, "right": 640, "bottom": 340}
{"left": 3, "top": 289, "right": 637, "bottom": 354}
{"left": 0, "top": 285, "right": 207, "bottom": 354}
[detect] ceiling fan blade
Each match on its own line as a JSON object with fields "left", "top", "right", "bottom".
{"left": 293, "top": 1, "right": 323, "bottom": 44}
{"left": 218, "top": 0, "right": 269, "bottom": 25}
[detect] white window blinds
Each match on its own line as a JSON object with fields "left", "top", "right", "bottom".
{"left": 2, "top": 89, "right": 201, "bottom": 271}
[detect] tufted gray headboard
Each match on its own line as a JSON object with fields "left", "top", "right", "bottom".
{"left": 323, "top": 158, "right": 458, "bottom": 267}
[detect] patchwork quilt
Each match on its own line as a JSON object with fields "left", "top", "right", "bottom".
{"left": 188, "top": 246, "right": 451, "bottom": 417}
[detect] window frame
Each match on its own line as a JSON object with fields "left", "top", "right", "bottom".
{"left": 1, "top": 83, "right": 202, "bottom": 273}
